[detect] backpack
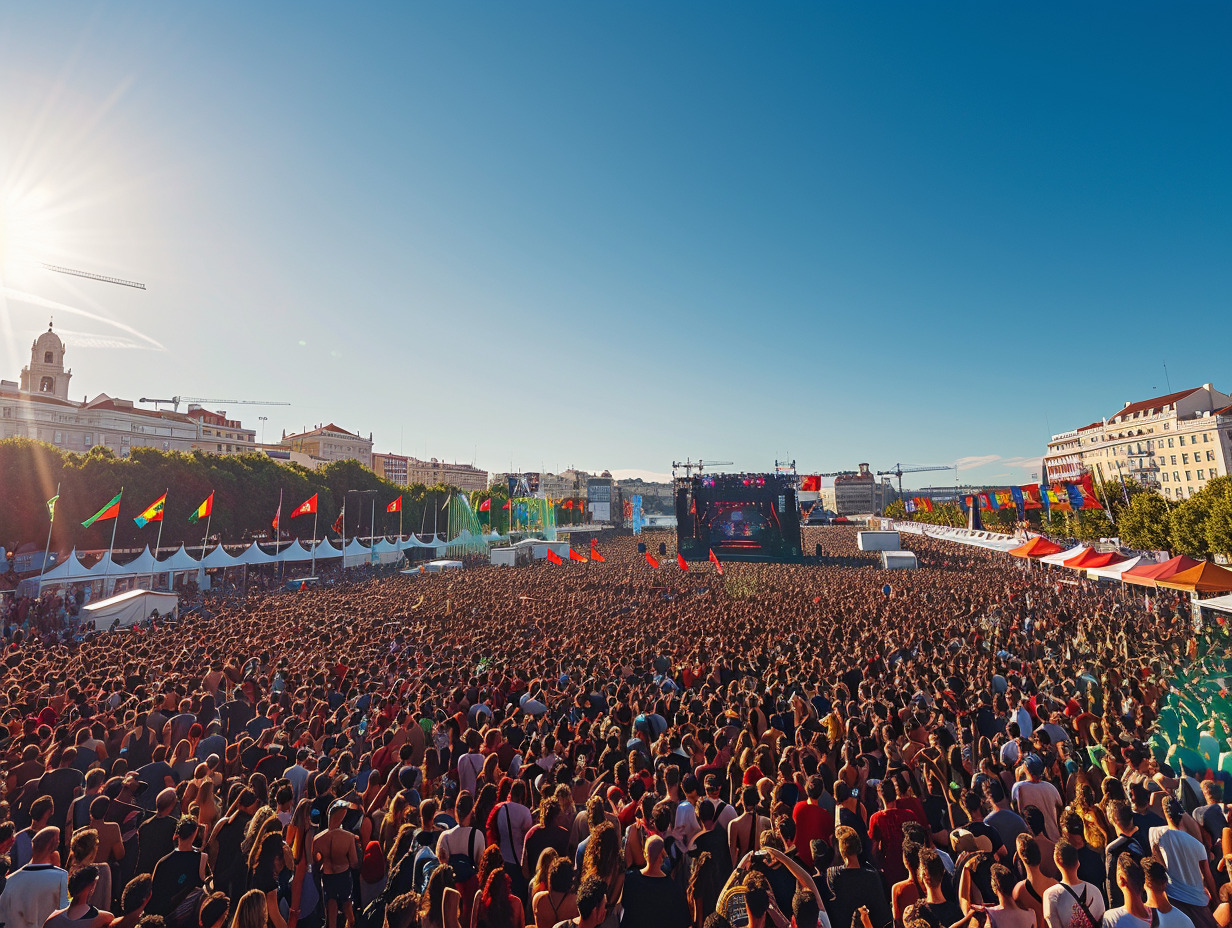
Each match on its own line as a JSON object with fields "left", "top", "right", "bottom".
{"left": 413, "top": 843, "right": 440, "bottom": 893}
{"left": 447, "top": 826, "right": 482, "bottom": 882}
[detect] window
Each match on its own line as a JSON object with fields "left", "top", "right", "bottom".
{"left": 1179, "top": 435, "right": 1185, "bottom": 446}
{"left": 1168, "top": 438, "right": 1174, "bottom": 447}
{"left": 1186, "top": 471, "right": 1192, "bottom": 481}
{"left": 1171, "top": 455, "right": 1177, "bottom": 465}
{"left": 1208, "top": 451, "right": 1216, "bottom": 461}
{"left": 39, "top": 376, "right": 54, "bottom": 393}
{"left": 217, "top": 444, "right": 222, "bottom": 451}
{"left": 43, "top": 351, "right": 53, "bottom": 364}
{"left": 1175, "top": 472, "right": 1181, "bottom": 482}
{"left": 1162, "top": 472, "right": 1169, "bottom": 482}
{"left": 1204, "top": 433, "right": 1210, "bottom": 442}
{"left": 1199, "top": 469, "right": 1206, "bottom": 479}
{"left": 54, "top": 430, "right": 62, "bottom": 443}
{"left": 1182, "top": 453, "right": 1189, "bottom": 464}
{"left": 84, "top": 433, "right": 92, "bottom": 446}
{"left": 162, "top": 442, "right": 170, "bottom": 450}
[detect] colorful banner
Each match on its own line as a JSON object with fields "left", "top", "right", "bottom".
{"left": 1020, "top": 484, "right": 1043, "bottom": 510}
{"left": 800, "top": 475, "right": 821, "bottom": 492}
{"left": 632, "top": 495, "right": 644, "bottom": 535}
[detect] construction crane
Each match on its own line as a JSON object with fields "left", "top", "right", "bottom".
{"left": 671, "top": 459, "right": 734, "bottom": 478}
{"left": 139, "top": 395, "right": 291, "bottom": 413}
{"left": 42, "top": 263, "right": 146, "bottom": 290}
{"left": 876, "top": 463, "right": 956, "bottom": 498}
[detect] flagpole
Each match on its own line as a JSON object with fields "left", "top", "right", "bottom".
{"left": 201, "top": 508, "right": 212, "bottom": 560}
{"left": 151, "top": 488, "right": 167, "bottom": 589}
{"left": 104, "top": 487, "right": 123, "bottom": 597}
{"left": 311, "top": 507, "right": 318, "bottom": 578}
{"left": 37, "top": 482, "right": 59, "bottom": 600}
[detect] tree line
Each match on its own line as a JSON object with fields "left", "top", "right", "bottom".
{"left": 885, "top": 476, "right": 1232, "bottom": 558}
{"left": 0, "top": 438, "right": 515, "bottom": 553}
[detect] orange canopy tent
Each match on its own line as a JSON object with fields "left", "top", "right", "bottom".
{"left": 1155, "top": 561, "right": 1232, "bottom": 593}
{"left": 1122, "top": 554, "right": 1202, "bottom": 587}
{"left": 1009, "top": 536, "right": 1066, "bottom": 558}
{"left": 1063, "top": 549, "right": 1125, "bottom": 570}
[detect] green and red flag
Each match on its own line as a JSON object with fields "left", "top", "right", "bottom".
{"left": 47, "top": 493, "right": 60, "bottom": 522}
{"left": 134, "top": 492, "right": 167, "bottom": 528}
{"left": 82, "top": 490, "right": 123, "bottom": 528}
{"left": 188, "top": 492, "right": 214, "bottom": 524}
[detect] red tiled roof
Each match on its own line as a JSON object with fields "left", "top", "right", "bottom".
{"left": 1109, "top": 388, "right": 1198, "bottom": 422}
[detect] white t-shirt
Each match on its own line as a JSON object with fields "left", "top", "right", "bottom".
{"left": 0, "top": 865, "right": 70, "bottom": 928}
{"left": 493, "top": 801, "right": 534, "bottom": 865}
{"left": 1148, "top": 827, "right": 1209, "bottom": 906}
{"left": 1101, "top": 907, "right": 1150, "bottom": 928}
{"left": 1042, "top": 880, "right": 1105, "bottom": 928}
{"left": 457, "top": 752, "right": 484, "bottom": 797}
{"left": 1149, "top": 906, "right": 1195, "bottom": 928}
{"left": 1013, "top": 779, "right": 1064, "bottom": 840}
{"left": 437, "top": 824, "right": 485, "bottom": 868}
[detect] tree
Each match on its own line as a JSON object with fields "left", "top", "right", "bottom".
{"left": 884, "top": 500, "right": 908, "bottom": 520}
{"left": 1170, "top": 494, "right": 1213, "bottom": 558}
{"left": 1072, "top": 508, "right": 1115, "bottom": 542}
{"left": 1204, "top": 478, "right": 1232, "bottom": 555}
{"left": 1119, "top": 492, "right": 1172, "bottom": 552}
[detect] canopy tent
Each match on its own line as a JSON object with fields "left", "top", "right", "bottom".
{"left": 1195, "top": 593, "right": 1232, "bottom": 613}
{"left": 1064, "top": 549, "right": 1125, "bottom": 570}
{"left": 1122, "top": 555, "right": 1202, "bottom": 587}
{"left": 278, "top": 540, "right": 314, "bottom": 563}
{"left": 231, "top": 542, "right": 280, "bottom": 565}
{"left": 34, "top": 550, "right": 98, "bottom": 582}
{"left": 342, "top": 537, "right": 372, "bottom": 558}
{"left": 1040, "top": 544, "right": 1089, "bottom": 567}
{"left": 373, "top": 538, "right": 400, "bottom": 554}
{"left": 312, "top": 539, "right": 343, "bottom": 559}
{"left": 1087, "top": 556, "right": 1142, "bottom": 581}
{"left": 83, "top": 589, "right": 178, "bottom": 629}
{"left": 200, "top": 545, "right": 239, "bottom": 569}
{"left": 1009, "top": 536, "right": 1066, "bottom": 558}
{"left": 1156, "top": 561, "right": 1232, "bottom": 593}
{"left": 158, "top": 545, "right": 201, "bottom": 572}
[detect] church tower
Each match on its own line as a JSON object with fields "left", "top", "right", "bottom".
{"left": 19, "top": 321, "right": 71, "bottom": 401}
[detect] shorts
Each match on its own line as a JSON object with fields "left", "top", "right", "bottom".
{"left": 322, "top": 871, "right": 352, "bottom": 904}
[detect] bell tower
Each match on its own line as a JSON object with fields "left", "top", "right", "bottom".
{"left": 19, "top": 320, "right": 71, "bottom": 401}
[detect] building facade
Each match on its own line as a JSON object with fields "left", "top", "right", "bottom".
{"left": 405, "top": 458, "right": 487, "bottom": 491}
{"left": 281, "top": 423, "right": 373, "bottom": 468}
{"left": 187, "top": 406, "right": 257, "bottom": 455}
{"left": 1043, "top": 384, "right": 1232, "bottom": 500}
{"left": 1, "top": 325, "right": 205, "bottom": 455}
{"left": 372, "top": 452, "right": 409, "bottom": 485}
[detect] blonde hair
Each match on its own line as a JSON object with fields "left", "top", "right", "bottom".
{"left": 229, "top": 889, "right": 267, "bottom": 928}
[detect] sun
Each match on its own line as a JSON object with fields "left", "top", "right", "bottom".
{"left": 0, "top": 184, "right": 61, "bottom": 286}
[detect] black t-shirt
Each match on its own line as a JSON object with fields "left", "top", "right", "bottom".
{"left": 827, "top": 866, "right": 892, "bottom": 928}
{"left": 917, "top": 898, "right": 963, "bottom": 928}
{"left": 149, "top": 849, "right": 204, "bottom": 914}
{"left": 137, "top": 815, "right": 178, "bottom": 875}
{"left": 1105, "top": 833, "right": 1147, "bottom": 907}
{"left": 1075, "top": 844, "right": 1107, "bottom": 901}
{"left": 38, "top": 767, "right": 85, "bottom": 830}
{"left": 621, "top": 869, "right": 691, "bottom": 928}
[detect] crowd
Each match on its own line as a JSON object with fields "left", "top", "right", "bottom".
{"left": 0, "top": 526, "right": 1228, "bottom": 928}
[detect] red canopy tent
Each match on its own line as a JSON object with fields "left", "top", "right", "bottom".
{"left": 1009, "top": 536, "right": 1065, "bottom": 558}
{"left": 1063, "top": 549, "right": 1125, "bottom": 570}
{"left": 1156, "top": 561, "right": 1232, "bottom": 593}
{"left": 1121, "top": 555, "right": 1202, "bottom": 587}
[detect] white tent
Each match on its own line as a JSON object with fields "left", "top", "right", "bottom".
{"left": 82, "top": 589, "right": 178, "bottom": 630}
{"left": 425, "top": 559, "right": 463, "bottom": 572}
{"left": 1196, "top": 593, "right": 1232, "bottom": 613}
{"left": 118, "top": 546, "right": 159, "bottom": 576}
{"left": 200, "top": 545, "right": 239, "bottom": 569}
{"left": 1040, "top": 544, "right": 1088, "bottom": 567}
{"left": 373, "top": 538, "right": 399, "bottom": 554}
{"left": 278, "top": 540, "right": 314, "bottom": 563}
{"left": 343, "top": 537, "right": 372, "bottom": 557}
{"left": 158, "top": 545, "right": 201, "bottom": 572}
{"left": 232, "top": 542, "right": 279, "bottom": 565}
{"left": 1087, "top": 556, "right": 1142, "bottom": 581}
{"left": 313, "top": 539, "right": 343, "bottom": 559}
{"left": 35, "top": 550, "right": 98, "bottom": 582}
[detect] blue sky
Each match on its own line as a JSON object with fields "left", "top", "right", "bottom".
{"left": 1, "top": 4, "right": 1229, "bottom": 486}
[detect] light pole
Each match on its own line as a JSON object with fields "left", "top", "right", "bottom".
{"left": 259, "top": 416, "right": 268, "bottom": 445}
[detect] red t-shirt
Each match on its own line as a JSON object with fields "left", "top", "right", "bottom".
{"left": 792, "top": 801, "right": 835, "bottom": 867}
{"left": 868, "top": 805, "right": 928, "bottom": 883}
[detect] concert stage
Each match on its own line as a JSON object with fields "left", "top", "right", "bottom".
{"left": 676, "top": 473, "right": 803, "bottom": 563}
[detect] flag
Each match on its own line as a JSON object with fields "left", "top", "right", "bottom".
{"left": 188, "top": 492, "right": 214, "bottom": 524}
{"left": 134, "top": 492, "right": 167, "bottom": 528}
{"left": 1044, "top": 486, "right": 1071, "bottom": 512}
{"left": 978, "top": 493, "right": 992, "bottom": 510}
{"left": 1077, "top": 473, "right": 1103, "bottom": 509}
{"left": 677, "top": 553, "right": 689, "bottom": 571}
{"left": 589, "top": 542, "right": 605, "bottom": 562}
{"left": 47, "top": 493, "right": 59, "bottom": 522}
{"left": 82, "top": 491, "right": 123, "bottom": 528}
{"left": 502, "top": 501, "right": 511, "bottom": 510}
{"left": 992, "top": 490, "right": 1014, "bottom": 510}
{"left": 1021, "top": 484, "right": 1043, "bottom": 510}
{"left": 545, "top": 549, "right": 563, "bottom": 565}
{"left": 1065, "top": 482, "right": 1086, "bottom": 511}
{"left": 569, "top": 548, "right": 587, "bottom": 562}
{"left": 709, "top": 548, "right": 723, "bottom": 575}
{"left": 800, "top": 475, "right": 821, "bottom": 492}
{"left": 906, "top": 499, "right": 917, "bottom": 514}
{"left": 387, "top": 495, "right": 402, "bottom": 513}
{"left": 919, "top": 497, "right": 933, "bottom": 513}
{"left": 291, "top": 494, "right": 317, "bottom": 518}
{"left": 332, "top": 510, "right": 344, "bottom": 534}
{"left": 645, "top": 552, "right": 659, "bottom": 568}
{"left": 562, "top": 499, "right": 572, "bottom": 510}
{"left": 272, "top": 508, "right": 280, "bottom": 532}
{"left": 478, "top": 498, "right": 491, "bottom": 512}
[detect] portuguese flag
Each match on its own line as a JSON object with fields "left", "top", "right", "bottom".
{"left": 188, "top": 492, "right": 214, "bottom": 524}
{"left": 134, "top": 492, "right": 167, "bottom": 528}
{"left": 82, "top": 490, "right": 123, "bottom": 528}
